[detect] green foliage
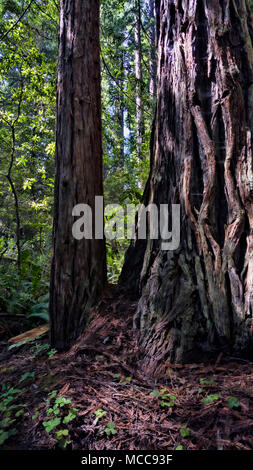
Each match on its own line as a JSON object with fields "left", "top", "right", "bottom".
{"left": 54, "top": 429, "right": 71, "bottom": 449}
{"left": 113, "top": 373, "right": 132, "bottom": 385}
{"left": 48, "top": 349, "right": 57, "bottom": 358}
{"left": 150, "top": 389, "right": 160, "bottom": 398}
{"left": 150, "top": 388, "right": 176, "bottom": 408}
{"left": 28, "top": 293, "right": 50, "bottom": 322}
{"left": 0, "top": 428, "right": 17, "bottom": 445}
{"left": 120, "top": 376, "right": 132, "bottom": 385}
{"left": 94, "top": 408, "right": 107, "bottom": 419}
{"left": 104, "top": 421, "right": 117, "bottom": 436}
{"left": 200, "top": 378, "right": 215, "bottom": 386}
{"left": 0, "top": 0, "right": 155, "bottom": 298}
{"left": 43, "top": 392, "right": 78, "bottom": 445}
{"left": 43, "top": 417, "right": 61, "bottom": 433}
{"left": 0, "top": 384, "right": 23, "bottom": 446}
{"left": 113, "top": 373, "right": 121, "bottom": 380}
{"left": 226, "top": 397, "right": 240, "bottom": 409}
{"left": 0, "top": 0, "right": 56, "bottom": 317}
{"left": 202, "top": 394, "right": 221, "bottom": 404}
{"left": 180, "top": 426, "right": 191, "bottom": 438}
{"left": 30, "top": 342, "right": 50, "bottom": 357}
{"left": 63, "top": 408, "right": 78, "bottom": 424}
{"left": 160, "top": 396, "right": 176, "bottom": 408}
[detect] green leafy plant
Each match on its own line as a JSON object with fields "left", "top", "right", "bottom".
{"left": 42, "top": 392, "right": 78, "bottom": 446}
{"left": 200, "top": 378, "right": 215, "bottom": 386}
{"left": 43, "top": 417, "right": 61, "bottom": 433}
{"left": 113, "top": 373, "right": 121, "bottom": 380}
{"left": 0, "top": 384, "right": 23, "bottom": 446}
{"left": 226, "top": 397, "right": 240, "bottom": 409}
{"left": 104, "top": 421, "right": 117, "bottom": 436}
{"left": 94, "top": 408, "right": 107, "bottom": 419}
{"left": 48, "top": 349, "right": 57, "bottom": 358}
{"left": 202, "top": 394, "right": 221, "bottom": 404}
{"left": 55, "top": 429, "right": 71, "bottom": 449}
{"left": 150, "top": 389, "right": 160, "bottom": 398}
{"left": 63, "top": 408, "right": 78, "bottom": 424}
{"left": 48, "top": 390, "right": 57, "bottom": 400}
{"left": 150, "top": 388, "right": 176, "bottom": 407}
{"left": 0, "top": 428, "right": 17, "bottom": 446}
{"left": 160, "top": 394, "right": 176, "bottom": 408}
{"left": 27, "top": 293, "right": 49, "bottom": 322}
{"left": 120, "top": 376, "right": 132, "bottom": 385}
{"left": 29, "top": 342, "right": 50, "bottom": 358}
{"left": 180, "top": 425, "right": 191, "bottom": 438}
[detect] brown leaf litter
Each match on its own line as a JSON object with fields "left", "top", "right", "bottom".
{"left": 0, "top": 286, "right": 253, "bottom": 450}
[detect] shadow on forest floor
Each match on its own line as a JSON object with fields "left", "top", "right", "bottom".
{"left": 0, "top": 285, "right": 253, "bottom": 450}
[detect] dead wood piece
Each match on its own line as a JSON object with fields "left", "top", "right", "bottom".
{"left": 8, "top": 324, "right": 49, "bottom": 346}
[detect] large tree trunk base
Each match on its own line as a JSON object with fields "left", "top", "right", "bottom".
{"left": 121, "top": 0, "right": 253, "bottom": 373}
{"left": 134, "top": 249, "right": 253, "bottom": 376}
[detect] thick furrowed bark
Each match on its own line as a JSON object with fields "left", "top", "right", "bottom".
{"left": 122, "top": 0, "right": 253, "bottom": 374}
{"left": 49, "top": 0, "right": 106, "bottom": 351}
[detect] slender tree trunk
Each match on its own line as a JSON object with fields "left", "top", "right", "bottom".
{"left": 135, "top": 0, "right": 144, "bottom": 158}
{"left": 148, "top": 0, "right": 156, "bottom": 114}
{"left": 5, "top": 87, "right": 23, "bottom": 273}
{"left": 49, "top": 0, "right": 106, "bottom": 351}
{"left": 116, "top": 50, "right": 125, "bottom": 167}
{"left": 122, "top": 0, "right": 253, "bottom": 373}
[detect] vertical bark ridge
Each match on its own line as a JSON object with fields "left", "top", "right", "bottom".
{"left": 121, "top": 0, "right": 253, "bottom": 374}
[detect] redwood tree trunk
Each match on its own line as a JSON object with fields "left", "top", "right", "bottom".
{"left": 49, "top": 0, "right": 106, "bottom": 351}
{"left": 122, "top": 0, "right": 253, "bottom": 373}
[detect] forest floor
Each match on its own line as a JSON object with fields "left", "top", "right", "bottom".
{"left": 0, "top": 285, "right": 253, "bottom": 450}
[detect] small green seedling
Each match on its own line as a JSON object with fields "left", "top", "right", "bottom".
{"left": 226, "top": 397, "right": 240, "bottom": 409}
{"left": 202, "top": 393, "right": 221, "bottom": 404}
{"left": 120, "top": 376, "right": 132, "bottom": 385}
{"left": 113, "top": 373, "right": 121, "bottom": 380}
{"left": 63, "top": 408, "right": 78, "bottom": 424}
{"left": 150, "top": 388, "right": 176, "bottom": 407}
{"left": 104, "top": 421, "right": 117, "bottom": 436}
{"left": 48, "top": 349, "right": 57, "bottom": 358}
{"left": 48, "top": 390, "right": 57, "bottom": 400}
{"left": 55, "top": 429, "right": 71, "bottom": 449}
{"left": 150, "top": 389, "right": 160, "bottom": 398}
{"left": 43, "top": 417, "right": 61, "bottom": 433}
{"left": 180, "top": 425, "right": 191, "bottom": 438}
{"left": 94, "top": 408, "right": 107, "bottom": 419}
{"left": 200, "top": 378, "right": 215, "bottom": 386}
{"left": 55, "top": 397, "right": 71, "bottom": 407}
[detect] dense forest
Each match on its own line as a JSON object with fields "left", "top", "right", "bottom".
{"left": 1, "top": 0, "right": 253, "bottom": 454}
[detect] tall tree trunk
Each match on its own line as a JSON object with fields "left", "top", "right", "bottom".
{"left": 116, "top": 50, "right": 125, "bottom": 167}
{"left": 122, "top": 0, "right": 253, "bottom": 373}
{"left": 135, "top": 0, "right": 144, "bottom": 159}
{"left": 49, "top": 0, "right": 106, "bottom": 351}
{"left": 149, "top": 0, "right": 157, "bottom": 114}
